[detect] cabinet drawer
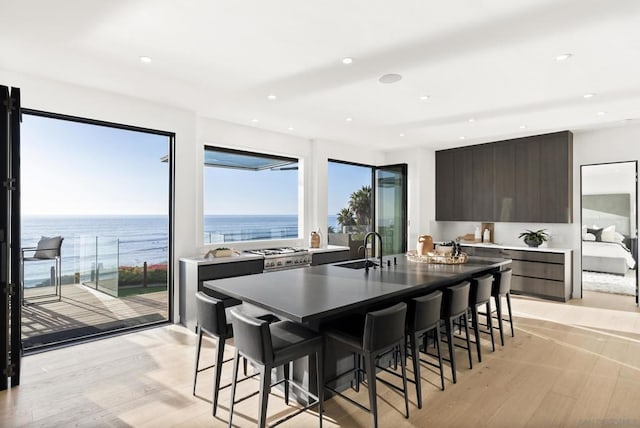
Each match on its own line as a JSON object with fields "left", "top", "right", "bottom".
{"left": 198, "top": 259, "right": 264, "bottom": 284}
{"left": 501, "top": 249, "right": 565, "bottom": 264}
{"left": 511, "top": 275, "right": 568, "bottom": 301}
{"left": 312, "top": 250, "right": 350, "bottom": 266}
{"left": 461, "top": 246, "right": 505, "bottom": 258}
{"left": 511, "top": 260, "right": 564, "bottom": 281}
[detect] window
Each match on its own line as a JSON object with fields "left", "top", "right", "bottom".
{"left": 203, "top": 146, "right": 300, "bottom": 244}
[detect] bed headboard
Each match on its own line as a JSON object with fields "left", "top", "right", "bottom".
{"left": 582, "top": 193, "right": 631, "bottom": 235}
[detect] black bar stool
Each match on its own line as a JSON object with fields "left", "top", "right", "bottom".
{"left": 192, "top": 292, "right": 278, "bottom": 416}
{"left": 228, "top": 308, "right": 324, "bottom": 428}
{"left": 441, "top": 281, "right": 473, "bottom": 384}
{"left": 325, "top": 302, "right": 409, "bottom": 428}
{"left": 493, "top": 268, "right": 515, "bottom": 345}
{"left": 469, "top": 274, "right": 495, "bottom": 362}
{"left": 406, "top": 290, "right": 444, "bottom": 409}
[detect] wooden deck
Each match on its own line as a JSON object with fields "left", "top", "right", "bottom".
{"left": 22, "top": 283, "right": 168, "bottom": 349}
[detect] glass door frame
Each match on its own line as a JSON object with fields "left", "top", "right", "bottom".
{"left": 579, "top": 160, "right": 639, "bottom": 305}
{"left": 20, "top": 108, "right": 176, "bottom": 349}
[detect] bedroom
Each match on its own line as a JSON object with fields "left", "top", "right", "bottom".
{"left": 581, "top": 161, "right": 638, "bottom": 301}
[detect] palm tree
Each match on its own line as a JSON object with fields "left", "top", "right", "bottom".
{"left": 349, "top": 185, "right": 371, "bottom": 226}
{"left": 336, "top": 207, "right": 356, "bottom": 229}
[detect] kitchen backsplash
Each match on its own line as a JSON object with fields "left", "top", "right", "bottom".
{"left": 429, "top": 221, "right": 576, "bottom": 248}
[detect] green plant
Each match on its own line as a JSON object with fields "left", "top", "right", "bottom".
{"left": 518, "top": 229, "right": 549, "bottom": 245}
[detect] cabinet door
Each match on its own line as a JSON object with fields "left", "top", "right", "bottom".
{"left": 514, "top": 138, "right": 541, "bottom": 222}
{"left": 472, "top": 144, "right": 495, "bottom": 220}
{"left": 435, "top": 150, "right": 455, "bottom": 220}
{"left": 539, "top": 132, "right": 572, "bottom": 223}
{"left": 493, "top": 141, "right": 516, "bottom": 222}
{"left": 452, "top": 147, "right": 474, "bottom": 221}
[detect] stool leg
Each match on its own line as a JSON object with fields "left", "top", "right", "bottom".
{"left": 399, "top": 345, "right": 409, "bottom": 419}
{"left": 471, "top": 305, "right": 481, "bottom": 362}
{"left": 258, "top": 364, "right": 271, "bottom": 428}
{"left": 445, "top": 318, "right": 456, "bottom": 384}
{"left": 284, "top": 362, "right": 290, "bottom": 405}
{"left": 409, "top": 332, "right": 422, "bottom": 409}
{"left": 364, "top": 352, "right": 378, "bottom": 428}
{"left": 228, "top": 350, "right": 241, "bottom": 428}
{"left": 434, "top": 324, "right": 445, "bottom": 391}
{"left": 463, "top": 313, "right": 473, "bottom": 370}
{"left": 495, "top": 295, "right": 505, "bottom": 346}
{"left": 316, "top": 348, "right": 324, "bottom": 428}
{"left": 486, "top": 301, "right": 495, "bottom": 352}
{"left": 506, "top": 292, "right": 514, "bottom": 337}
{"left": 192, "top": 329, "right": 203, "bottom": 395}
{"left": 213, "top": 337, "right": 226, "bottom": 416}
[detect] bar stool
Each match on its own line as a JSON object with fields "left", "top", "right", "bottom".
{"left": 493, "top": 268, "right": 515, "bottom": 345}
{"left": 469, "top": 274, "right": 495, "bottom": 362}
{"left": 228, "top": 308, "right": 324, "bottom": 428}
{"left": 325, "top": 302, "right": 409, "bottom": 428}
{"left": 192, "top": 292, "right": 278, "bottom": 416}
{"left": 406, "top": 290, "right": 444, "bottom": 409}
{"left": 441, "top": 281, "right": 472, "bottom": 384}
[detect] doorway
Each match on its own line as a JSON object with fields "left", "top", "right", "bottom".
{"left": 580, "top": 161, "right": 638, "bottom": 308}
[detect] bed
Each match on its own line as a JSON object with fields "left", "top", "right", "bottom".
{"left": 582, "top": 240, "right": 635, "bottom": 275}
{"left": 581, "top": 195, "right": 636, "bottom": 275}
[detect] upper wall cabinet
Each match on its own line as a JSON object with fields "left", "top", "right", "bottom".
{"left": 435, "top": 131, "right": 573, "bottom": 223}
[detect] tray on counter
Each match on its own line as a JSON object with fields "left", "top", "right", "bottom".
{"left": 406, "top": 250, "right": 468, "bottom": 265}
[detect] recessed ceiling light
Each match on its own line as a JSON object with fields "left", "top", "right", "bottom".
{"left": 399, "top": 133, "right": 405, "bottom": 137}
{"left": 468, "top": 118, "right": 476, "bottom": 123}
{"left": 419, "top": 95, "right": 430, "bottom": 101}
{"left": 267, "top": 94, "right": 277, "bottom": 100}
{"left": 287, "top": 126, "right": 294, "bottom": 131}
{"left": 555, "top": 53, "right": 572, "bottom": 61}
{"left": 345, "top": 117, "right": 353, "bottom": 122}
{"left": 519, "top": 125, "right": 527, "bottom": 129}
{"left": 583, "top": 93, "right": 595, "bottom": 99}
{"left": 379, "top": 73, "right": 402, "bottom": 84}
{"left": 139, "top": 56, "right": 152, "bottom": 63}
{"left": 459, "top": 136, "right": 466, "bottom": 140}
{"left": 251, "top": 118, "right": 259, "bottom": 123}
{"left": 342, "top": 57, "right": 353, "bottom": 65}
{"left": 597, "top": 111, "right": 606, "bottom": 116}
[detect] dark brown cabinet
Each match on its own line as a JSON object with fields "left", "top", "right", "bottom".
{"left": 435, "top": 131, "right": 572, "bottom": 223}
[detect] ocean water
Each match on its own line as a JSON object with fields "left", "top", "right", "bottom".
{"left": 22, "top": 214, "right": 340, "bottom": 287}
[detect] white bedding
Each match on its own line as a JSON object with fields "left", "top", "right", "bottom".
{"left": 582, "top": 241, "right": 636, "bottom": 269}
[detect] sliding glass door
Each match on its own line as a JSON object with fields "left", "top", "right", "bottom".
{"left": 328, "top": 160, "right": 407, "bottom": 258}
{"left": 19, "top": 110, "right": 174, "bottom": 351}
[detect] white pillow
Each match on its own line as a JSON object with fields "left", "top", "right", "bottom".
{"left": 584, "top": 233, "right": 596, "bottom": 241}
{"left": 601, "top": 225, "right": 616, "bottom": 242}
{"left": 613, "top": 231, "right": 626, "bottom": 243}
{"left": 34, "top": 235, "right": 62, "bottom": 259}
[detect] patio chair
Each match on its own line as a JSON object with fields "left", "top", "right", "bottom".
{"left": 21, "top": 236, "right": 64, "bottom": 304}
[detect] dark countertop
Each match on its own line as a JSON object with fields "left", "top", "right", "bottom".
{"left": 204, "top": 254, "right": 510, "bottom": 323}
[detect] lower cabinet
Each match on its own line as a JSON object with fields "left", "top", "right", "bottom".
{"left": 179, "top": 258, "right": 264, "bottom": 331}
{"left": 462, "top": 246, "right": 573, "bottom": 302}
{"left": 311, "top": 250, "right": 350, "bottom": 266}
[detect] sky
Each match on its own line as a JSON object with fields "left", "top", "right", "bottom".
{"left": 21, "top": 114, "right": 170, "bottom": 215}
{"left": 22, "top": 113, "right": 372, "bottom": 217}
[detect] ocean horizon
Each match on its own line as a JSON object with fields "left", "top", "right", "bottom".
{"left": 22, "top": 214, "right": 340, "bottom": 287}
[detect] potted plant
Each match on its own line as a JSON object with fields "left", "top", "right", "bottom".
{"left": 518, "top": 229, "right": 549, "bottom": 247}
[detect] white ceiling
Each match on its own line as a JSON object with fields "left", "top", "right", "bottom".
{"left": 1, "top": 0, "right": 640, "bottom": 150}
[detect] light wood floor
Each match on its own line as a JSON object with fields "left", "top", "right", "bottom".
{"left": 22, "top": 283, "right": 168, "bottom": 349}
{"left": 2, "top": 294, "right": 640, "bottom": 427}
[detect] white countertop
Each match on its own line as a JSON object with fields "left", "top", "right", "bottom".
{"left": 459, "top": 242, "right": 572, "bottom": 254}
{"left": 306, "top": 245, "right": 350, "bottom": 253}
{"left": 181, "top": 245, "right": 350, "bottom": 265}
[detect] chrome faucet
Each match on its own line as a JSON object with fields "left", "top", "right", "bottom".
{"left": 363, "top": 231, "right": 383, "bottom": 269}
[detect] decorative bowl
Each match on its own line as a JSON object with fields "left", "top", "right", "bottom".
{"left": 435, "top": 245, "right": 453, "bottom": 255}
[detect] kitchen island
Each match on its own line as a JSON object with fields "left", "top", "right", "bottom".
{"left": 204, "top": 254, "right": 511, "bottom": 400}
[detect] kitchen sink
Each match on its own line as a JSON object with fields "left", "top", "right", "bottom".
{"left": 334, "top": 260, "right": 378, "bottom": 269}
